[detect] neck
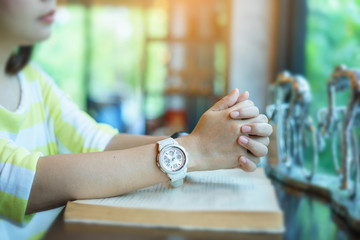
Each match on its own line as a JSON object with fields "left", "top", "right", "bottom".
{"left": 0, "top": 41, "right": 18, "bottom": 84}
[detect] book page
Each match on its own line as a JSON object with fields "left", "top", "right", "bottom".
{"left": 75, "top": 168, "right": 280, "bottom": 212}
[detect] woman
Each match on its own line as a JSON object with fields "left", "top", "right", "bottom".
{"left": 0, "top": 0, "right": 272, "bottom": 239}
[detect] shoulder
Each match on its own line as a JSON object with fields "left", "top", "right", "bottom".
{"left": 20, "top": 62, "right": 62, "bottom": 98}
{"left": 20, "top": 63, "right": 73, "bottom": 108}
{"left": 21, "top": 62, "right": 57, "bottom": 87}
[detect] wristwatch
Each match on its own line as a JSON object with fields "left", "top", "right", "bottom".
{"left": 156, "top": 138, "right": 188, "bottom": 187}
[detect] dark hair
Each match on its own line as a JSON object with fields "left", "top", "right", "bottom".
{"left": 6, "top": 46, "right": 33, "bottom": 75}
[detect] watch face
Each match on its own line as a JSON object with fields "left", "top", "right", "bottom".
{"left": 159, "top": 146, "right": 186, "bottom": 172}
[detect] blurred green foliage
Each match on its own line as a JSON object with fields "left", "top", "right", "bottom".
{"left": 306, "top": 0, "right": 360, "bottom": 114}
{"left": 33, "top": 5, "right": 169, "bottom": 123}
{"left": 89, "top": 7, "right": 145, "bottom": 100}
{"left": 306, "top": 0, "right": 360, "bottom": 173}
{"left": 34, "top": 6, "right": 86, "bottom": 109}
{"left": 144, "top": 42, "right": 167, "bottom": 119}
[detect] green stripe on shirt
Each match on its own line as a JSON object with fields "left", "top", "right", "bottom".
{"left": 0, "top": 191, "right": 33, "bottom": 223}
{"left": 0, "top": 138, "right": 41, "bottom": 170}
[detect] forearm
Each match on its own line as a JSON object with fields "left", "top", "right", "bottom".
{"left": 27, "top": 143, "right": 170, "bottom": 214}
{"left": 105, "top": 134, "right": 167, "bottom": 151}
{"left": 26, "top": 89, "right": 272, "bottom": 215}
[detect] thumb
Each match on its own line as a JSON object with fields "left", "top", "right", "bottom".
{"left": 211, "top": 88, "right": 240, "bottom": 111}
{"left": 236, "top": 91, "right": 250, "bottom": 103}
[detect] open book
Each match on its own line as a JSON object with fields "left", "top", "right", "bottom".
{"left": 64, "top": 168, "right": 284, "bottom": 233}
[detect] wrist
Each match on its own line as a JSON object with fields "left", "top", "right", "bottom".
{"left": 176, "top": 134, "right": 202, "bottom": 172}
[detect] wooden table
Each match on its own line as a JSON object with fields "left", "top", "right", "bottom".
{"left": 44, "top": 178, "right": 360, "bottom": 240}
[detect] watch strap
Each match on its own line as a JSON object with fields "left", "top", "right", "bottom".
{"left": 170, "top": 131, "right": 189, "bottom": 139}
{"left": 168, "top": 170, "right": 187, "bottom": 187}
{"left": 158, "top": 138, "right": 178, "bottom": 150}
{"left": 157, "top": 138, "right": 188, "bottom": 188}
{"left": 170, "top": 178, "right": 184, "bottom": 187}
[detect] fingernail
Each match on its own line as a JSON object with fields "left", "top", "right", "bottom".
{"left": 240, "top": 136, "right": 248, "bottom": 145}
{"left": 242, "top": 125, "right": 251, "bottom": 133}
{"left": 230, "top": 111, "right": 239, "bottom": 118}
{"left": 240, "top": 156, "right": 247, "bottom": 164}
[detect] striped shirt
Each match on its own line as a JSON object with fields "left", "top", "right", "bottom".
{"left": 0, "top": 64, "right": 118, "bottom": 239}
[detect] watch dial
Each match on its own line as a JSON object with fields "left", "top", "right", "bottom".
{"left": 161, "top": 147, "right": 185, "bottom": 172}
